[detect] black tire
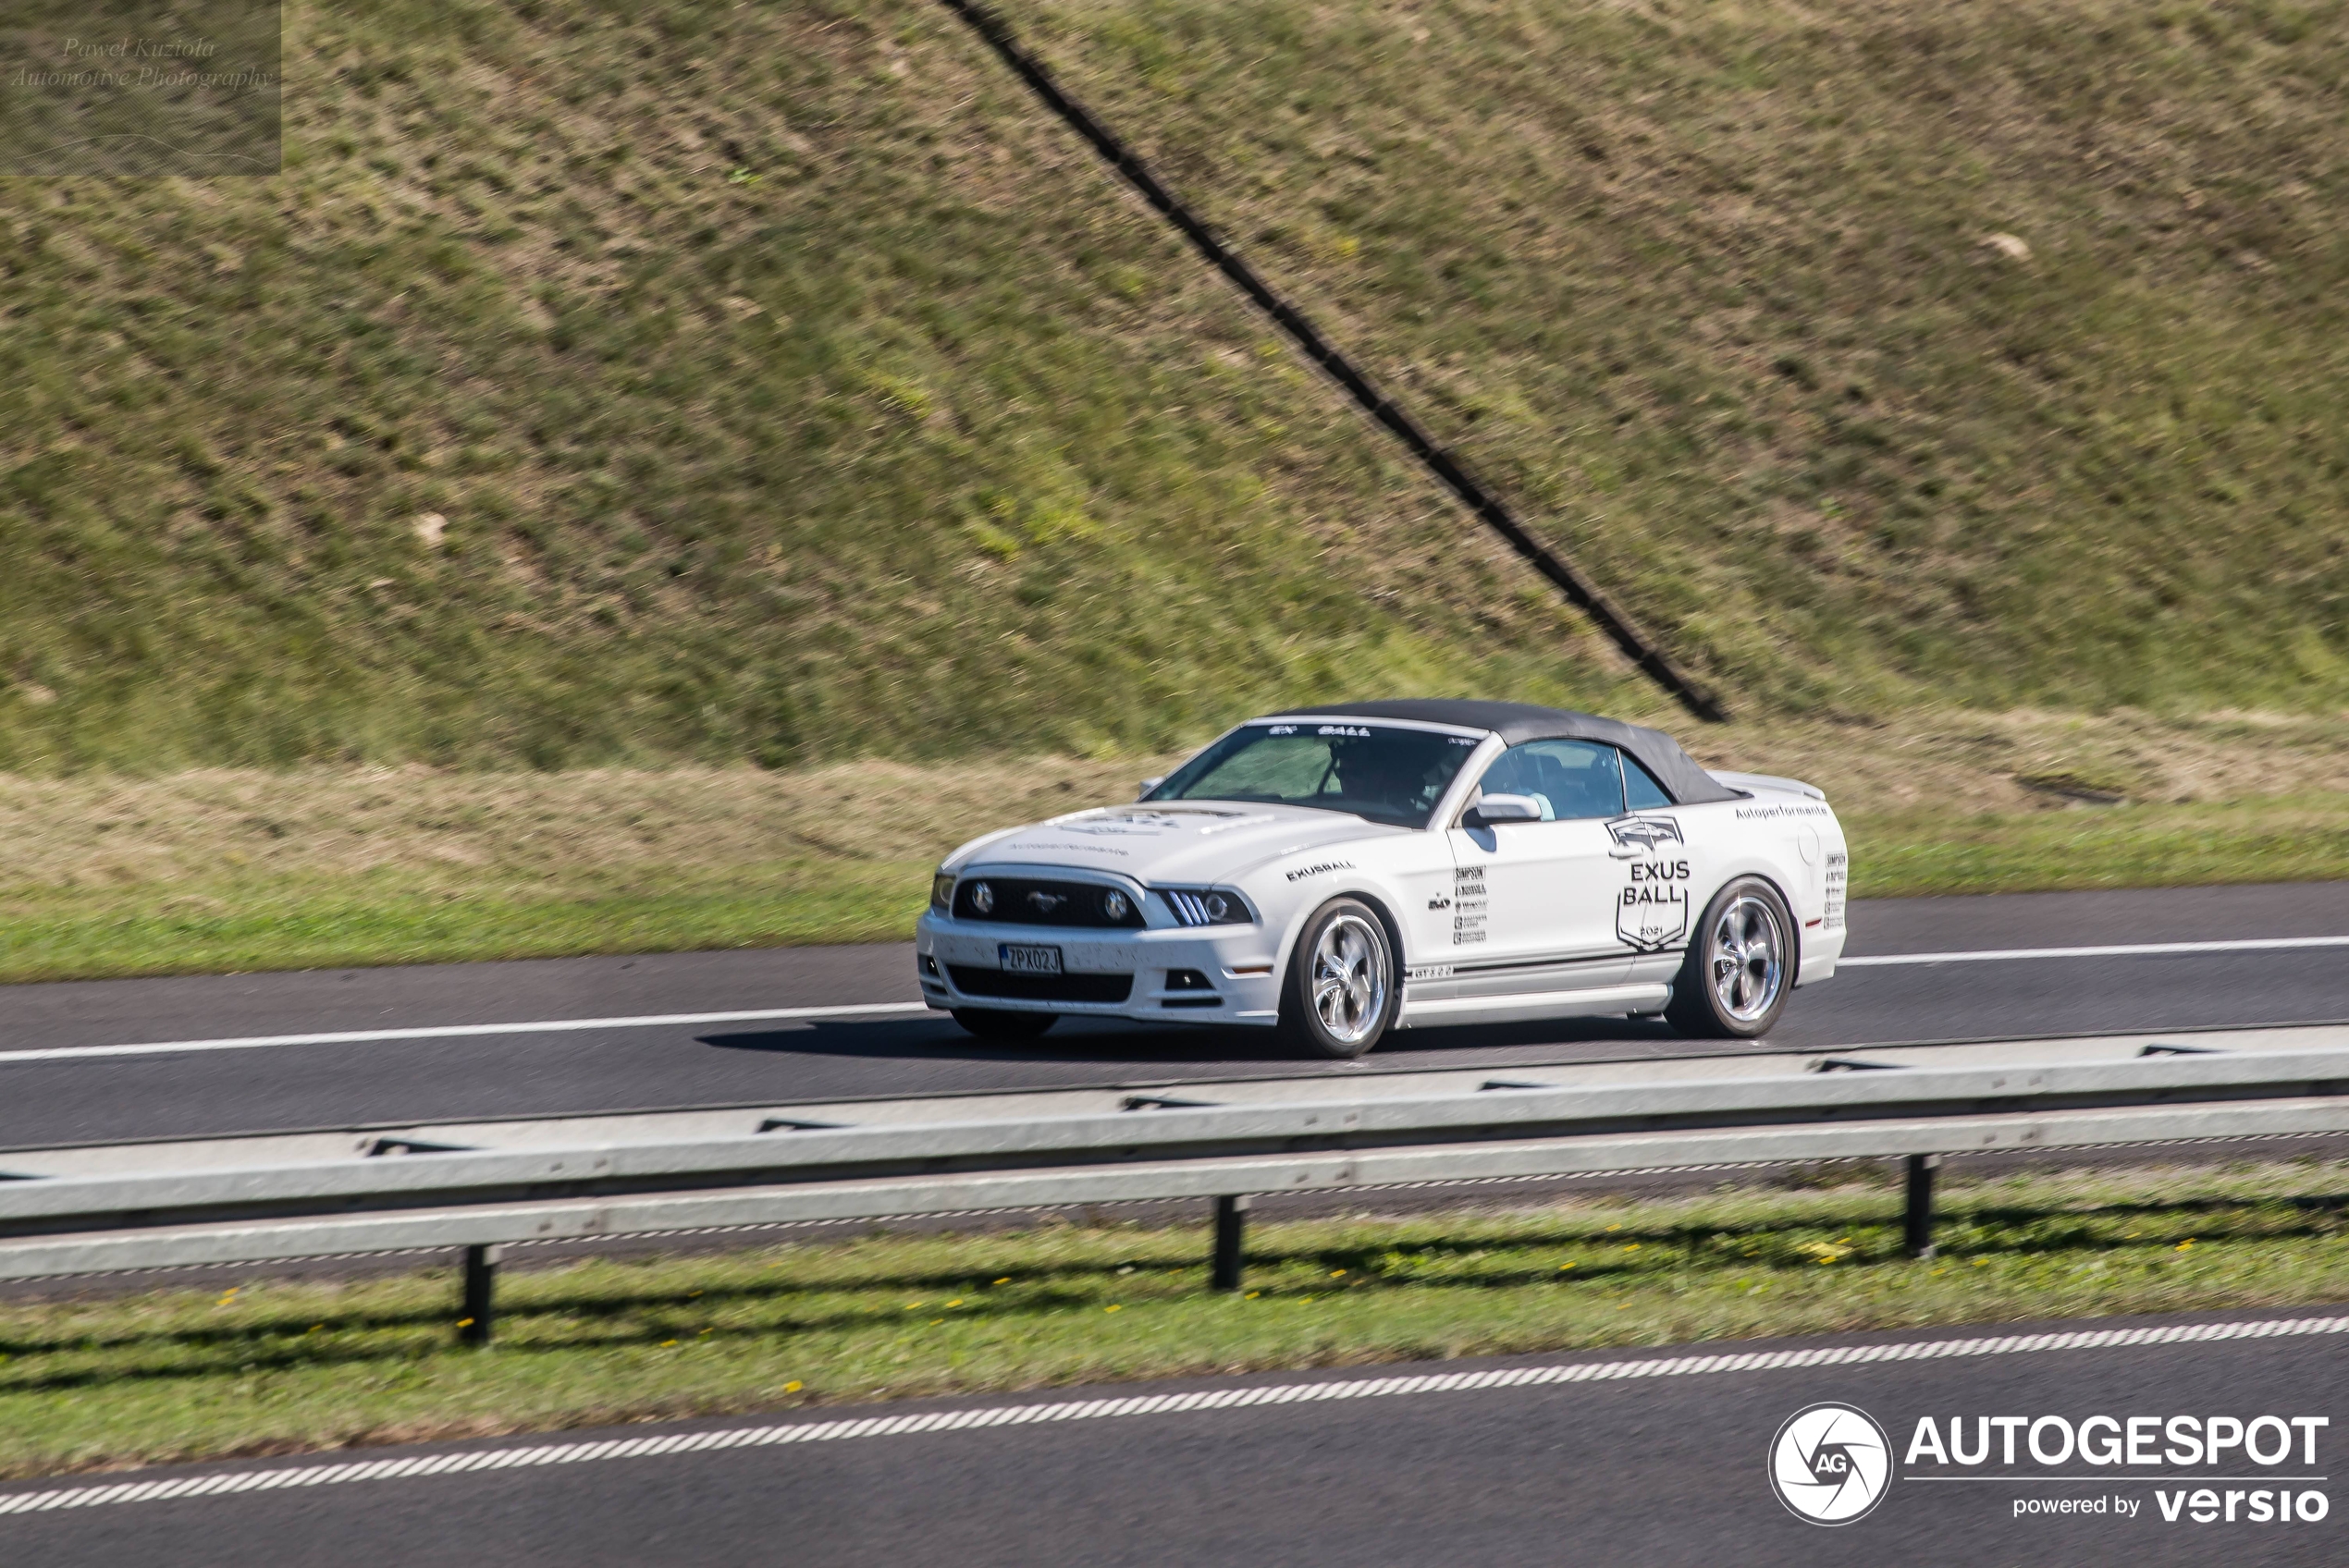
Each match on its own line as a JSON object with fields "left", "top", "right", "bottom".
{"left": 1665, "top": 876, "right": 1796, "bottom": 1039}
{"left": 1277, "top": 897, "right": 1398, "bottom": 1059}
{"left": 951, "top": 1008, "right": 1059, "bottom": 1040}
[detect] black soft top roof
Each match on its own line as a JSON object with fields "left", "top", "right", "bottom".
{"left": 1266, "top": 700, "right": 1740, "bottom": 806}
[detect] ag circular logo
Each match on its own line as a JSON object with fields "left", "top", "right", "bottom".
{"left": 1768, "top": 1403, "right": 1892, "bottom": 1525}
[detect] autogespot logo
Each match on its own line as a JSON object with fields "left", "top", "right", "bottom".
{"left": 1770, "top": 1403, "right": 1894, "bottom": 1525}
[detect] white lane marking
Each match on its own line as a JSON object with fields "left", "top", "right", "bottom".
{"left": 1841, "top": 934, "right": 2349, "bottom": 968}
{"left": 2, "top": 1312, "right": 2342, "bottom": 1514}
{"left": 0, "top": 1003, "right": 934, "bottom": 1066}
{"left": 8, "top": 931, "right": 2343, "bottom": 1065}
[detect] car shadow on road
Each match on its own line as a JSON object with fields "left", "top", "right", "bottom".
{"left": 697, "top": 1012, "right": 1689, "bottom": 1068}
{"left": 698, "top": 1017, "right": 1297, "bottom": 1066}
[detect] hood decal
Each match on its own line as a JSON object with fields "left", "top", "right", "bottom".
{"left": 965, "top": 802, "right": 1403, "bottom": 886}
{"left": 1197, "top": 814, "right": 1278, "bottom": 836}
{"left": 1047, "top": 809, "right": 1241, "bottom": 837}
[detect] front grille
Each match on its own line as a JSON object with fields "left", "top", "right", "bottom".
{"left": 952, "top": 877, "right": 1144, "bottom": 928}
{"left": 948, "top": 966, "right": 1134, "bottom": 1003}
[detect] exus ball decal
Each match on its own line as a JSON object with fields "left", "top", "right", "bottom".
{"left": 1608, "top": 815, "right": 1689, "bottom": 951}
{"left": 1605, "top": 815, "right": 1685, "bottom": 856}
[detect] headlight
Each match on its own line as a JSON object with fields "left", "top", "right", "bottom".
{"left": 930, "top": 873, "right": 955, "bottom": 913}
{"left": 1162, "top": 888, "right": 1255, "bottom": 926}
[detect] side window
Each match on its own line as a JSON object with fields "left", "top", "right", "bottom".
{"left": 1622, "top": 753, "right": 1674, "bottom": 811}
{"left": 1475, "top": 740, "right": 1625, "bottom": 821}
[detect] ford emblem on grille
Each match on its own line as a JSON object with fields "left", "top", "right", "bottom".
{"left": 1027, "top": 891, "right": 1064, "bottom": 913}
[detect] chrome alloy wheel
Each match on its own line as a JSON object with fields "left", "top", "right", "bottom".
{"left": 1708, "top": 894, "right": 1786, "bottom": 1023}
{"left": 1310, "top": 913, "right": 1389, "bottom": 1046}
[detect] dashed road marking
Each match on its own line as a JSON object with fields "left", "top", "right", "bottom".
{"left": 5, "top": 1313, "right": 2344, "bottom": 1514}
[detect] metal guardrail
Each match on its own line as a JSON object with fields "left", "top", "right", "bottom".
{"left": 4, "top": 1024, "right": 2346, "bottom": 1338}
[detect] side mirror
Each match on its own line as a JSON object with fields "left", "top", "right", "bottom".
{"left": 1462, "top": 792, "right": 1543, "bottom": 828}
{"left": 1137, "top": 777, "right": 1165, "bottom": 801}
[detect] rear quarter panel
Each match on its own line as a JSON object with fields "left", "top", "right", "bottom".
{"left": 1624, "top": 792, "right": 1848, "bottom": 987}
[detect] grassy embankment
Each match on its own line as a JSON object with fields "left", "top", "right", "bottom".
{"left": 0, "top": 707, "right": 2343, "bottom": 982}
{"left": 4, "top": 0, "right": 2347, "bottom": 976}
{"left": 1027, "top": 0, "right": 2349, "bottom": 713}
{"left": 4, "top": 1158, "right": 2345, "bottom": 1479}
{"left": 0, "top": 0, "right": 1645, "bottom": 777}
{"left": 3, "top": 0, "right": 2346, "bottom": 768}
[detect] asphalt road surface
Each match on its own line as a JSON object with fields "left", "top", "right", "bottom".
{"left": 5, "top": 1307, "right": 2341, "bottom": 1566}
{"left": 4, "top": 882, "right": 2348, "bottom": 1147}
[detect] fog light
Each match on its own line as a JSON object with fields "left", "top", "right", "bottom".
{"left": 1166, "top": 968, "right": 1214, "bottom": 991}
{"left": 1103, "top": 889, "right": 1130, "bottom": 921}
{"left": 971, "top": 882, "right": 994, "bottom": 914}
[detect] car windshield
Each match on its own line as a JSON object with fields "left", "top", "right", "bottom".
{"left": 1144, "top": 721, "right": 1482, "bottom": 828}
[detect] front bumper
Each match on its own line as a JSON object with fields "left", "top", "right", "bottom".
{"left": 916, "top": 912, "right": 1284, "bottom": 1025}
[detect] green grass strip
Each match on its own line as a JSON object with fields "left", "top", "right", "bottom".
{"left": 0, "top": 861, "right": 931, "bottom": 984}
{"left": 4, "top": 1159, "right": 2344, "bottom": 1480}
{"left": 1850, "top": 794, "right": 2349, "bottom": 897}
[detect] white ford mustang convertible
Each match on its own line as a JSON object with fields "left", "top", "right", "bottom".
{"left": 916, "top": 700, "right": 1848, "bottom": 1056}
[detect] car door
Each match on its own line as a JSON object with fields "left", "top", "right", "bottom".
{"left": 1441, "top": 739, "right": 1633, "bottom": 996}
{"left": 1608, "top": 745, "right": 1703, "bottom": 986}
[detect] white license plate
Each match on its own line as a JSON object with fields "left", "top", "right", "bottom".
{"left": 999, "top": 943, "right": 1063, "bottom": 975}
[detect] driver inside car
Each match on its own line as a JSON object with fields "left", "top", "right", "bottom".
{"left": 1326, "top": 737, "right": 1457, "bottom": 819}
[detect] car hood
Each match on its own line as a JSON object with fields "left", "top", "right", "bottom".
{"left": 950, "top": 802, "right": 1408, "bottom": 886}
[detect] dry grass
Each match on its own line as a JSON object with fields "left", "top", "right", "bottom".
{"left": 0, "top": 753, "right": 1172, "bottom": 978}
{"left": 0, "top": 755, "right": 1159, "bottom": 895}
{"left": 4, "top": 707, "right": 2341, "bottom": 894}
{"left": 1685, "top": 707, "right": 2349, "bottom": 814}
{"left": 0, "top": 707, "right": 2342, "bottom": 980}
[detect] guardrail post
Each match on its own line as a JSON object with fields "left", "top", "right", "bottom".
{"left": 460, "top": 1243, "right": 502, "bottom": 1343}
{"left": 1211, "top": 1195, "right": 1250, "bottom": 1291}
{"left": 1903, "top": 1156, "right": 1941, "bottom": 1259}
